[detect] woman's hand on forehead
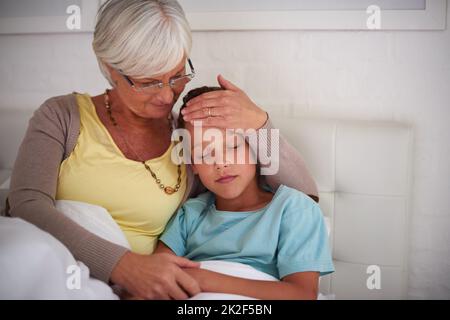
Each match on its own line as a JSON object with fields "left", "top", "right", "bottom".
{"left": 181, "top": 75, "right": 268, "bottom": 130}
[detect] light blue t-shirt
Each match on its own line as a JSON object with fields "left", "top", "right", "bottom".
{"left": 159, "top": 185, "right": 334, "bottom": 279}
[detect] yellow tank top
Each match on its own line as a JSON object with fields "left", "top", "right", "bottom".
{"left": 56, "top": 93, "right": 186, "bottom": 254}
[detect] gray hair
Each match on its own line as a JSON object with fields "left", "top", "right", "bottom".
{"left": 92, "top": 0, "right": 192, "bottom": 86}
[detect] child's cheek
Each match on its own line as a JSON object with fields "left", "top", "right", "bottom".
{"left": 195, "top": 164, "right": 214, "bottom": 182}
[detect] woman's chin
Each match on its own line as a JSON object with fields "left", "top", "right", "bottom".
{"left": 140, "top": 104, "right": 173, "bottom": 118}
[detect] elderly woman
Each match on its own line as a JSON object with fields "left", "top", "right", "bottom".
{"left": 5, "top": 0, "right": 318, "bottom": 299}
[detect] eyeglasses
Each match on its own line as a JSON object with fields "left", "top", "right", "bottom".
{"left": 119, "top": 58, "right": 195, "bottom": 94}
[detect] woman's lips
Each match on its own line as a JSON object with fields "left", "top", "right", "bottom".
{"left": 215, "top": 175, "right": 238, "bottom": 184}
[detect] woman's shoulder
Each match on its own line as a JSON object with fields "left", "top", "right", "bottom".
{"left": 37, "top": 92, "right": 79, "bottom": 115}
{"left": 32, "top": 93, "right": 80, "bottom": 129}
{"left": 32, "top": 92, "right": 81, "bottom": 158}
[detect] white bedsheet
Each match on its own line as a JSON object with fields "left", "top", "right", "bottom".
{"left": 190, "top": 260, "right": 275, "bottom": 300}
{"left": 191, "top": 260, "right": 333, "bottom": 300}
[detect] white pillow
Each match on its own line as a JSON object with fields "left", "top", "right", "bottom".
{"left": 55, "top": 200, "right": 131, "bottom": 250}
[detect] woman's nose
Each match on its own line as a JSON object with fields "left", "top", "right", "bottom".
{"left": 157, "top": 86, "right": 174, "bottom": 104}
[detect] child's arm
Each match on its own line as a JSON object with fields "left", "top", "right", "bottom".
{"left": 154, "top": 241, "right": 177, "bottom": 255}
{"left": 183, "top": 268, "right": 319, "bottom": 300}
{"left": 156, "top": 241, "right": 318, "bottom": 299}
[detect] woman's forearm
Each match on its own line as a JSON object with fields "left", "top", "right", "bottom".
{"left": 195, "top": 269, "right": 317, "bottom": 300}
{"left": 255, "top": 117, "right": 319, "bottom": 202}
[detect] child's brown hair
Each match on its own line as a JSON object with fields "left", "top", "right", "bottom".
{"left": 178, "top": 86, "right": 222, "bottom": 129}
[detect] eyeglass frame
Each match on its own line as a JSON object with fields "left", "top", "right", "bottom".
{"left": 118, "top": 58, "right": 195, "bottom": 93}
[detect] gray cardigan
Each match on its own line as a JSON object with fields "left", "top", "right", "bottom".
{"left": 5, "top": 93, "right": 318, "bottom": 283}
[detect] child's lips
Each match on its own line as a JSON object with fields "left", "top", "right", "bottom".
{"left": 215, "top": 175, "right": 238, "bottom": 184}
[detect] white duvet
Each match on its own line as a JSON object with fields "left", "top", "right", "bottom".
{"left": 0, "top": 200, "right": 332, "bottom": 300}
{"left": 0, "top": 216, "right": 118, "bottom": 299}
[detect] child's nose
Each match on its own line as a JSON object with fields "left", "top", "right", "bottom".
{"left": 215, "top": 160, "right": 230, "bottom": 170}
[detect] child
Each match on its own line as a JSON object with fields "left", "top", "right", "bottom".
{"left": 155, "top": 86, "right": 334, "bottom": 300}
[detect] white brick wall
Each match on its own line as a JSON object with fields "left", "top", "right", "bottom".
{"left": 0, "top": 7, "right": 449, "bottom": 299}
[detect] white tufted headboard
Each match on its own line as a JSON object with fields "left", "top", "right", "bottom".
{"left": 271, "top": 116, "right": 413, "bottom": 299}
{"left": 0, "top": 109, "right": 412, "bottom": 299}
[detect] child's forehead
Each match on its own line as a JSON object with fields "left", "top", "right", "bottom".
{"left": 185, "top": 123, "right": 226, "bottom": 134}
{"left": 185, "top": 123, "right": 245, "bottom": 145}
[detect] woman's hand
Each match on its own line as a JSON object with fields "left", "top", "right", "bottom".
{"left": 110, "top": 251, "right": 201, "bottom": 300}
{"left": 181, "top": 75, "right": 268, "bottom": 130}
